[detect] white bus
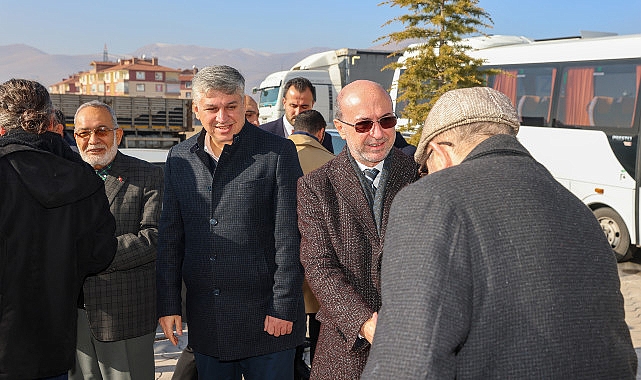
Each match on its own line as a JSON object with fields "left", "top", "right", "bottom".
{"left": 392, "top": 33, "right": 641, "bottom": 261}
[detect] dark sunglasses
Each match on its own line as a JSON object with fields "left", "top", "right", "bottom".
{"left": 338, "top": 115, "right": 397, "bottom": 133}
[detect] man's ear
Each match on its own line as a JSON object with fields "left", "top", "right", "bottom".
{"left": 116, "top": 127, "right": 124, "bottom": 146}
{"left": 334, "top": 120, "right": 347, "bottom": 139}
{"left": 428, "top": 141, "right": 454, "bottom": 173}
{"left": 51, "top": 124, "right": 64, "bottom": 136}
{"left": 316, "top": 127, "right": 326, "bottom": 143}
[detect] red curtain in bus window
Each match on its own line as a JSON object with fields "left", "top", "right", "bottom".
{"left": 492, "top": 70, "right": 518, "bottom": 106}
{"left": 564, "top": 67, "right": 594, "bottom": 126}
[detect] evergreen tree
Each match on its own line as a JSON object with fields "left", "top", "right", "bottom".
{"left": 379, "top": 0, "right": 495, "bottom": 134}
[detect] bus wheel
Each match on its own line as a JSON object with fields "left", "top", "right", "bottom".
{"left": 593, "top": 207, "right": 636, "bottom": 262}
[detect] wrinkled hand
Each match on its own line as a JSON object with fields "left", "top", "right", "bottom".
{"left": 360, "top": 312, "right": 378, "bottom": 344}
{"left": 159, "top": 315, "right": 183, "bottom": 346}
{"left": 264, "top": 315, "right": 293, "bottom": 337}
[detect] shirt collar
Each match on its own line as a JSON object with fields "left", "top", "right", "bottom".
{"left": 95, "top": 162, "right": 113, "bottom": 181}
{"left": 356, "top": 160, "right": 385, "bottom": 188}
{"left": 291, "top": 130, "right": 320, "bottom": 142}
{"left": 282, "top": 116, "right": 294, "bottom": 136}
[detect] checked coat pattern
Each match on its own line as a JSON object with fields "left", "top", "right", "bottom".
{"left": 81, "top": 151, "right": 163, "bottom": 341}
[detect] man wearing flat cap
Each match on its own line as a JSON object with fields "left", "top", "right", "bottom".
{"left": 362, "top": 87, "right": 637, "bottom": 379}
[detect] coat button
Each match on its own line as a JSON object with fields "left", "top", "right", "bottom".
{"left": 213, "top": 289, "right": 220, "bottom": 296}
{"left": 209, "top": 218, "right": 218, "bottom": 226}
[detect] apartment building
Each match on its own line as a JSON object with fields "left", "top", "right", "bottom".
{"left": 49, "top": 74, "right": 81, "bottom": 95}
{"left": 50, "top": 57, "right": 193, "bottom": 99}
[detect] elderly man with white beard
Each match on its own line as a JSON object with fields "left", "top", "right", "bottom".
{"left": 70, "top": 100, "right": 164, "bottom": 380}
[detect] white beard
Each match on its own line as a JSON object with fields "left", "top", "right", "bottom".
{"left": 79, "top": 134, "right": 119, "bottom": 168}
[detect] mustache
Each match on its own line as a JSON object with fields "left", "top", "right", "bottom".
{"left": 86, "top": 143, "right": 107, "bottom": 149}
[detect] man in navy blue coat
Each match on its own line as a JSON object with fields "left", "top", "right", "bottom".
{"left": 261, "top": 76, "right": 335, "bottom": 154}
{"left": 157, "top": 65, "right": 306, "bottom": 379}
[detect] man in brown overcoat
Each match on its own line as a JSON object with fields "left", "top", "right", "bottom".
{"left": 297, "top": 80, "right": 417, "bottom": 379}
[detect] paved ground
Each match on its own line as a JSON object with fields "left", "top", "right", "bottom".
{"left": 154, "top": 326, "right": 186, "bottom": 380}
{"left": 619, "top": 258, "right": 641, "bottom": 347}
{"left": 617, "top": 258, "right": 641, "bottom": 379}
{"left": 155, "top": 259, "right": 641, "bottom": 379}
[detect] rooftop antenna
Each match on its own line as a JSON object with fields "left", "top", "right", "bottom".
{"left": 103, "top": 43, "right": 108, "bottom": 62}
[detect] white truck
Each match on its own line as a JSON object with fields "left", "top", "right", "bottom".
{"left": 253, "top": 48, "right": 396, "bottom": 124}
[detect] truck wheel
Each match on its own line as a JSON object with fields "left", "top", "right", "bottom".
{"left": 593, "top": 207, "right": 636, "bottom": 262}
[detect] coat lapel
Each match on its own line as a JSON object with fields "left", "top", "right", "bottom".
{"left": 379, "top": 150, "right": 408, "bottom": 234}
{"left": 104, "top": 152, "right": 127, "bottom": 205}
{"left": 327, "top": 151, "right": 380, "bottom": 244}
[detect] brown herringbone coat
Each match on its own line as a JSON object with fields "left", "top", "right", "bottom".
{"left": 297, "top": 147, "right": 417, "bottom": 379}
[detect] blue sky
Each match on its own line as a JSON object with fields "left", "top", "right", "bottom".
{"left": 0, "top": 0, "right": 639, "bottom": 56}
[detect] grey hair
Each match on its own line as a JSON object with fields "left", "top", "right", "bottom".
{"left": 334, "top": 96, "right": 343, "bottom": 121}
{"left": 74, "top": 100, "right": 119, "bottom": 129}
{"left": 192, "top": 65, "right": 245, "bottom": 103}
{"left": 437, "top": 121, "right": 515, "bottom": 156}
{"left": 0, "top": 79, "right": 53, "bottom": 134}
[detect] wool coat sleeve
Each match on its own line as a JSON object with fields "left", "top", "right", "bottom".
{"left": 297, "top": 175, "right": 375, "bottom": 351}
{"left": 103, "top": 160, "right": 163, "bottom": 273}
{"left": 78, "top": 178, "right": 118, "bottom": 279}
{"left": 363, "top": 188, "right": 472, "bottom": 379}
{"left": 156, "top": 147, "right": 187, "bottom": 318}
{"left": 269, "top": 140, "right": 305, "bottom": 320}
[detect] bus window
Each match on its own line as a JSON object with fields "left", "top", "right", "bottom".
{"left": 488, "top": 66, "right": 556, "bottom": 126}
{"left": 558, "top": 63, "right": 640, "bottom": 128}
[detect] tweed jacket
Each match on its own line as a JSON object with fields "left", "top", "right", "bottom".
{"left": 289, "top": 132, "right": 335, "bottom": 314}
{"left": 261, "top": 116, "right": 335, "bottom": 153}
{"left": 362, "top": 134, "right": 637, "bottom": 379}
{"left": 297, "top": 147, "right": 417, "bottom": 379}
{"left": 0, "top": 132, "right": 116, "bottom": 379}
{"left": 81, "top": 151, "right": 163, "bottom": 342}
{"left": 157, "top": 124, "right": 306, "bottom": 361}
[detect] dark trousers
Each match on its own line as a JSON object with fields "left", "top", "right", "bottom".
{"left": 40, "top": 375, "right": 67, "bottom": 380}
{"left": 172, "top": 345, "right": 197, "bottom": 380}
{"left": 307, "top": 313, "right": 320, "bottom": 365}
{"left": 194, "top": 348, "right": 295, "bottom": 380}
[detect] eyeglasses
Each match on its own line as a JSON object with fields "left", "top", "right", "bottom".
{"left": 74, "top": 127, "right": 118, "bottom": 139}
{"left": 337, "top": 115, "right": 397, "bottom": 133}
{"left": 418, "top": 141, "right": 454, "bottom": 178}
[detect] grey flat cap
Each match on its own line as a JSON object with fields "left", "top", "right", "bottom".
{"left": 414, "top": 87, "right": 520, "bottom": 164}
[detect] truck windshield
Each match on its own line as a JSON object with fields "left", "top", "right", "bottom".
{"left": 259, "top": 87, "right": 280, "bottom": 107}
